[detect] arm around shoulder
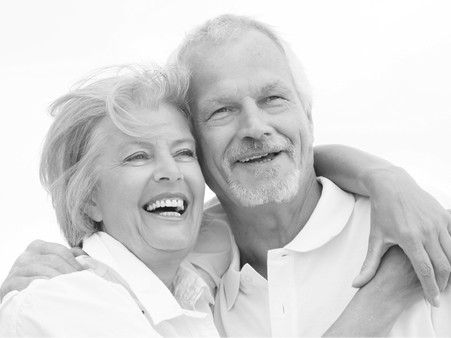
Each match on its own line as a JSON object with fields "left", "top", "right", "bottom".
{"left": 0, "top": 270, "right": 161, "bottom": 337}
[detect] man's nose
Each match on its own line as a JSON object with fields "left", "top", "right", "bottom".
{"left": 153, "top": 155, "right": 183, "bottom": 182}
{"left": 237, "top": 99, "right": 273, "bottom": 140}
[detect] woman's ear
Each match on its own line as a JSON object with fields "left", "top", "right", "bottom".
{"left": 85, "top": 194, "right": 103, "bottom": 223}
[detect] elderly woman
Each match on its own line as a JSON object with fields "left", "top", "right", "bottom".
{"left": 0, "top": 64, "right": 218, "bottom": 336}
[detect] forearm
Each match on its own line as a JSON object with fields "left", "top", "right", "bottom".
{"left": 314, "top": 144, "right": 398, "bottom": 197}
{"left": 323, "top": 287, "right": 403, "bottom": 337}
{"left": 324, "top": 247, "right": 423, "bottom": 337}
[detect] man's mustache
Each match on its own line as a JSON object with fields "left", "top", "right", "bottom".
{"left": 225, "top": 136, "right": 294, "bottom": 164}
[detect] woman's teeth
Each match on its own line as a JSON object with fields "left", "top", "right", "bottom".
{"left": 158, "top": 211, "right": 181, "bottom": 217}
{"left": 145, "top": 198, "right": 185, "bottom": 216}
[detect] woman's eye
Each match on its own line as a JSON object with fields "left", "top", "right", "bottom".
{"left": 265, "top": 95, "right": 285, "bottom": 104}
{"left": 125, "top": 152, "right": 149, "bottom": 162}
{"left": 175, "top": 149, "right": 196, "bottom": 160}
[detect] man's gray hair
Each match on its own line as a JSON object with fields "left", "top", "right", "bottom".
{"left": 40, "top": 64, "right": 190, "bottom": 247}
{"left": 171, "top": 14, "right": 313, "bottom": 117}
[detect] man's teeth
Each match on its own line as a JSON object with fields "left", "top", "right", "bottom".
{"left": 238, "top": 153, "right": 271, "bottom": 163}
{"left": 146, "top": 199, "right": 184, "bottom": 212}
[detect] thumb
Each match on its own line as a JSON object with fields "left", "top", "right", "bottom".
{"left": 70, "top": 247, "right": 87, "bottom": 257}
{"left": 352, "top": 236, "right": 389, "bottom": 288}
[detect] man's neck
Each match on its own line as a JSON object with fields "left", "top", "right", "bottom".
{"left": 220, "top": 175, "right": 322, "bottom": 278}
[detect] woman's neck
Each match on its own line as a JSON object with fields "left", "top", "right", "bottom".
{"left": 141, "top": 249, "right": 189, "bottom": 290}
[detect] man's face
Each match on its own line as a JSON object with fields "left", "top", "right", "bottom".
{"left": 185, "top": 29, "right": 315, "bottom": 207}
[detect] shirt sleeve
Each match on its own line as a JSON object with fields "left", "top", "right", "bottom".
{"left": 0, "top": 271, "right": 163, "bottom": 337}
{"left": 431, "top": 287, "right": 451, "bottom": 336}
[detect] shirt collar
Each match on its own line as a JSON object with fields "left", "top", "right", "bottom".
{"left": 284, "top": 177, "right": 355, "bottom": 252}
{"left": 222, "top": 237, "right": 242, "bottom": 311}
{"left": 82, "top": 232, "right": 213, "bottom": 325}
{"left": 222, "top": 177, "right": 355, "bottom": 309}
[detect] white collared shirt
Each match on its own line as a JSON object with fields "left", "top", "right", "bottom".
{"left": 205, "top": 177, "right": 451, "bottom": 337}
{"left": 0, "top": 232, "right": 219, "bottom": 337}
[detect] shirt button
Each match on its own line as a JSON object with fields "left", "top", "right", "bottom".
{"left": 274, "top": 302, "right": 286, "bottom": 317}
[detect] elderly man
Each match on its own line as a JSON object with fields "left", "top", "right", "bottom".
{"left": 2, "top": 14, "right": 451, "bottom": 337}
{"left": 172, "top": 15, "right": 451, "bottom": 336}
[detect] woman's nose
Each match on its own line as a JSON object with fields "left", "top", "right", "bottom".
{"left": 153, "top": 156, "right": 183, "bottom": 182}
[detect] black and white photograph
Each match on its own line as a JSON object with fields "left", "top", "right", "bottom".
{"left": 0, "top": 0, "right": 450, "bottom": 336}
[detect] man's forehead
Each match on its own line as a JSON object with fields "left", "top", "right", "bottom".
{"left": 184, "top": 29, "right": 284, "bottom": 68}
{"left": 198, "top": 79, "right": 292, "bottom": 102}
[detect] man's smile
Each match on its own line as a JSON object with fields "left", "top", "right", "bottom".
{"left": 237, "top": 151, "right": 281, "bottom": 164}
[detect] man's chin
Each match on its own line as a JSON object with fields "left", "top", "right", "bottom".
{"left": 228, "top": 175, "right": 300, "bottom": 208}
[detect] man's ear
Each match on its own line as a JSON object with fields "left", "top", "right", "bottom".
{"left": 85, "top": 194, "right": 102, "bottom": 223}
{"left": 306, "top": 110, "right": 314, "bottom": 143}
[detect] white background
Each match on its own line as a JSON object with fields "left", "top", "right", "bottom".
{"left": 0, "top": 0, "right": 450, "bottom": 282}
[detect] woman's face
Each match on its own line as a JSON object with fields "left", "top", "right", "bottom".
{"left": 89, "top": 103, "right": 205, "bottom": 260}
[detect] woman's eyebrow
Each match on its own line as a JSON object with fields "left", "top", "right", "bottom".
{"left": 172, "top": 137, "right": 196, "bottom": 147}
{"left": 118, "top": 140, "right": 151, "bottom": 148}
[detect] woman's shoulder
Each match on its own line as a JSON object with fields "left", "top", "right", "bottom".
{"left": 0, "top": 268, "right": 151, "bottom": 336}
{"left": 0, "top": 268, "right": 131, "bottom": 315}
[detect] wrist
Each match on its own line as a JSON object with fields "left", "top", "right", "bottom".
{"left": 324, "top": 285, "right": 403, "bottom": 337}
{"left": 361, "top": 279, "right": 406, "bottom": 314}
{"left": 361, "top": 165, "right": 413, "bottom": 198}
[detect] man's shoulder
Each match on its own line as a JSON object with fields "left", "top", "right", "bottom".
{"left": 198, "top": 196, "right": 233, "bottom": 255}
{"left": 203, "top": 196, "right": 228, "bottom": 220}
{"left": 186, "top": 197, "right": 234, "bottom": 288}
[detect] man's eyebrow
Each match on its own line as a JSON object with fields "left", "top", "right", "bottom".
{"left": 200, "top": 96, "right": 232, "bottom": 109}
{"left": 258, "top": 81, "right": 292, "bottom": 95}
{"left": 198, "top": 81, "right": 292, "bottom": 110}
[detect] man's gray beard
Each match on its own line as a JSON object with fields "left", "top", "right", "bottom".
{"left": 227, "top": 168, "right": 301, "bottom": 207}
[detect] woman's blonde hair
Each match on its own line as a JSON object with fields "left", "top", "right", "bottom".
{"left": 40, "top": 64, "right": 190, "bottom": 247}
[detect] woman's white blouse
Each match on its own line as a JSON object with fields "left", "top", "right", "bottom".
{"left": 0, "top": 232, "right": 219, "bottom": 337}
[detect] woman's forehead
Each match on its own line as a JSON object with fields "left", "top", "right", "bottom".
{"left": 96, "top": 107, "right": 194, "bottom": 147}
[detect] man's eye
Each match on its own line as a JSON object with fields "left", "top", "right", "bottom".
{"left": 210, "top": 107, "right": 231, "bottom": 118}
{"left": 124, "top": 152, "right": 149, "bottom": 162}
{"left": 264, "top": 95, "right": 285, "bottom": 104}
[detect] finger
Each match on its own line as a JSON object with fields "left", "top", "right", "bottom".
{"left": 41, "top": 254, "right": 83, "bottom": 274}
{"left": 352, "top": 236, "right": 389, "bottom": 288}
{"left": 0, "top": 276, "right": 50, "bottom": 302}
{"left": 439, "top": 230, "right": 451, "bottom": 286}
{"left": 11, "top": 263, "right": 63, "bottom": 279}
{"left": 26, "top": 240, "right": 84, "bottom": 271}
{"left": 70, "top": 247, "right": 87, "bottom": 258}
{"left": 403, "top": 242, "right": 440, "bottom": 307}
{"left": 425, "top": 239, "right": 451, "bottom": 292}
{"left": 15, "top": 253, "right": 80, "bottom": 275}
